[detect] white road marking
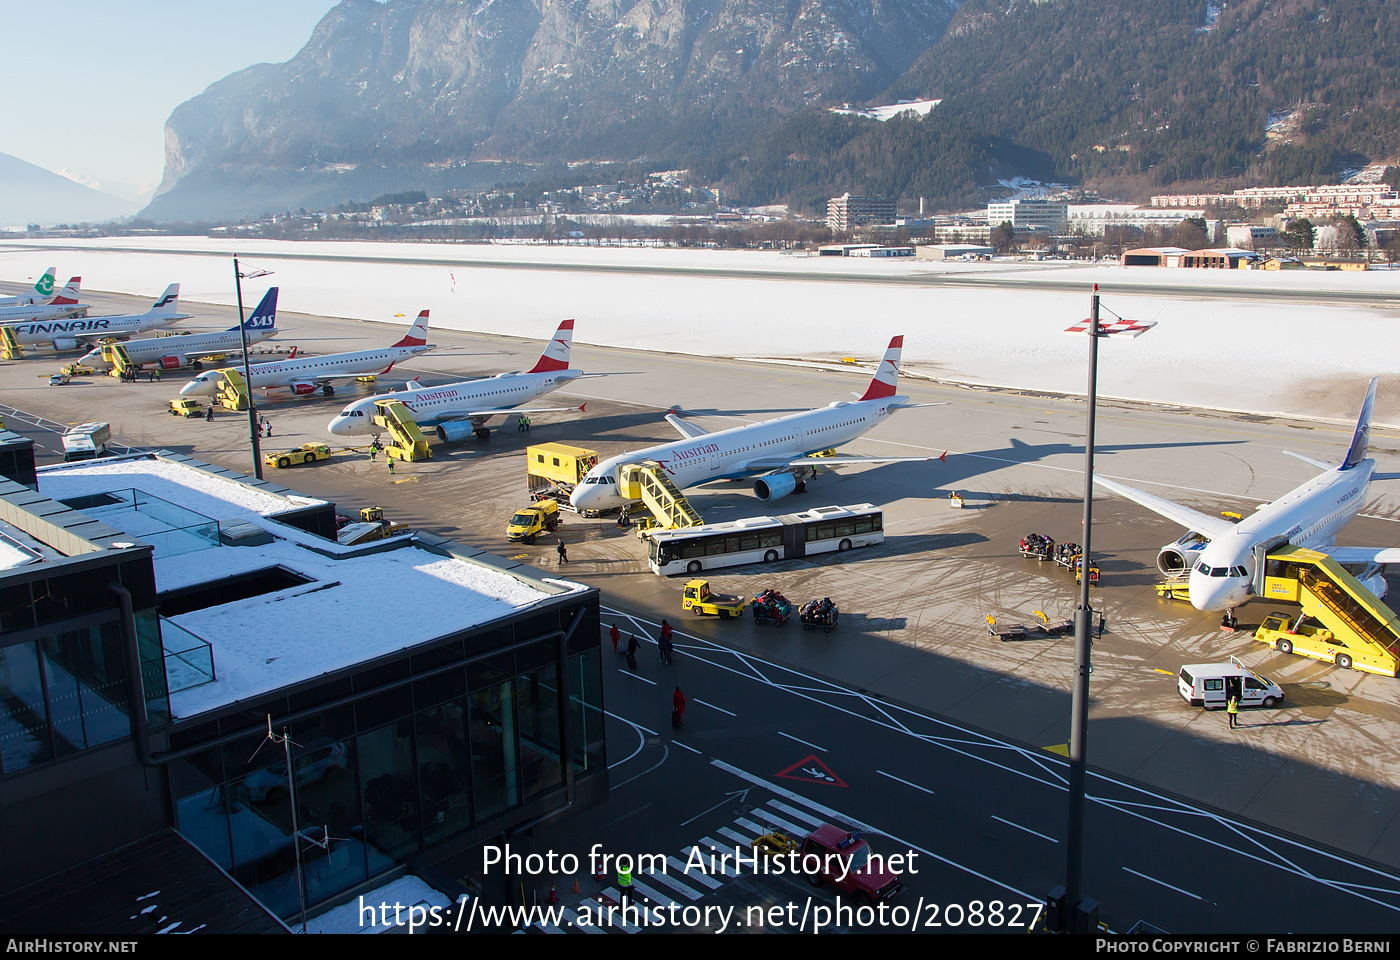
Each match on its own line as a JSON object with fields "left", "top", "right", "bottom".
{"left": 621, "top": 670, "right": 657, "bottom": 686}
{"left": 778, "top": 731, "right": 827, "bottom": 752}
{"left": 1123, "top": 866, "right": 1202, "bottom": 901}
{"left": 667, "top": 855, "right": 722, "bottom": 889}
{"left": 878, "top": 769, "right": 936, "bottom": 795}
{"left": 641, "top": 866, "right": 704, "bottom": 900}
{"left": 693, "top": 697, "right": 736, "bottom": 716}
{"left": 671, "top": 739, "right": 701, "bottom": 755}
{"left": 991, "top": 815, "right": 1058, "bottom": 843}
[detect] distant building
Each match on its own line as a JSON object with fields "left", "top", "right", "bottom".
{"left": 847, "top": 246, "right": 914, "bottom": 258}
{"left": 1225, "top": 224, "right": 1280, "bottom": 249}
{"left": 827, "top": 194, "right": 897, "bottom": 232}
{"left": 986, "top": 199, "right": 1068, "bottom": 234}
{"left": 916, "top": 244, "right": 994, "bottom": 261}
{"left": 1122, "top": 246, "right": 1254, "bottom": 268}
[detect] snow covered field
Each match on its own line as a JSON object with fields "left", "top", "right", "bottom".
{"left": 5, "top": 237, "right": 1399, "bottom": 422}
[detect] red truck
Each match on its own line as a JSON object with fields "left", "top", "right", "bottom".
{"left": 801, "top": 824, "right": 904, "bottom": 906}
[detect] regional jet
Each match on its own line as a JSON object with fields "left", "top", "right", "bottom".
{"left": 327, "top": 318, "right": 586, "bottom": 441}
{"left": 1095, "top": 377, "right": 1400, "bottom": 618}
{"left": 179, "top": 309, "right": 435, "bottom": 397}
{"left": 4, "top": 283, "right": 187, "bottom": 351}
{"left": 569, "top": 335, "right": 944, "bottom": 513}
{"left": 80, "top": 287, "right": 279, "bottom": 370}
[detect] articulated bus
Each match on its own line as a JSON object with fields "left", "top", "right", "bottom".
{"left": 645, "top": 504, "right": 883, "bottom": 576}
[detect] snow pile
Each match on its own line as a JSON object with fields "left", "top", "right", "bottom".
{"left": 38, "top": 458, "right": 323, "bottom": 519}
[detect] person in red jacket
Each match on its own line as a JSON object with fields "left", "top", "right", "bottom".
{"left": 609, "top": 623, "right": 621, "bottom": 655}
{"left": 672, "top": 686, "right": 687, "bottom": 726}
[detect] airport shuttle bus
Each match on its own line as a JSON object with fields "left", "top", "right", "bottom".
{"left": 645, "top": 504, "right": 883, "bottom": 576}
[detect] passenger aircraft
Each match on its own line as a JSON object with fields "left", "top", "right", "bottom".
{"left": 4, "top": 283, "right": 187, "bottom": 350}
{"left": 0, "top": 276, "right": 85, "bottom": 323}
{"left": 179, "top": 309, "right": 435, "bottom": 398}
{"left": 1096, "top": 377, "right": 1400, "bottom": 616}
{"left": 327, "top": 318, "right": 586, "bottom": 441}
{"left": 0, "top": 268, "right": 55, "bottom": 307}
{"left": 570, "top": 335, "right": 943, "bottom": 513}
{"left": 80, "top": 287, "right": 279, "bottom": 370}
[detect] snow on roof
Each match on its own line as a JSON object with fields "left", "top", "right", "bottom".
{"left": 305, "top": 876, "right": 452, "bottom": 934}
{"left": 36, "top": 455, "right": 584, "bottom": 719}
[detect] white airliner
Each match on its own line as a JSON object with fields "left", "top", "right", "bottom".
{"left": 570, "top": 335, "right": 943, "bottom": 513}
{"left": 327, "top": 318, "right": 586, "bottom": 441}
{"left": 179, "top": 310, "right": 435, "bottom": 398}
{"left": 0, "top": 267, "right": 55, "bottom": 307}
{"left": 1096, "top": 377, "right": 1400, "bottom": 616}
{"left": 0, "top": 276, "right": 86, "bottom": 323}
{"left": 79, "top": 287, "right": 279, "bottom": 370}
{"left": 4, "top": 283, "right": 186, "bottom": 351}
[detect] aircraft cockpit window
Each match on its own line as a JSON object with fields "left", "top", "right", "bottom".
{"left": 1229, "top": 566, "right": 1248, "bottom": 578}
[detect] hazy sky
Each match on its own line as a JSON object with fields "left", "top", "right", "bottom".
{"left": 0, "top": 0, "right": 342, "bottom": 200}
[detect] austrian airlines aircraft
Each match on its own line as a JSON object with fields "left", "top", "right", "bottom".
{"left": 0, "top": 267, "right": 55, "bottom": 307}
{"left": 80, "top": 287, "right": 279, "bottom": 370}
{"left": 0, "top": 277, "right": 86, "bottom": 323}
{"left": 1096, "top": 377, "right": 1400, "bottom": 616}
{"left": 179, "top": 310, "right": 435, "bottom": 397}
{"left": 327, "top": 318, "right": 585, "bottom": 441}
{"left": 570, "top": 335, "right": 943, "bottom": 513}
{"left": 5, "top": 283, "right": 187, "bottom": 350}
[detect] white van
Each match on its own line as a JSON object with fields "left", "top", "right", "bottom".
{"left": 1178, "top": 656, "right": 1284, "bottom": 709}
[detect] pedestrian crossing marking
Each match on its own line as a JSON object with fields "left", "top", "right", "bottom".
{"left": 641, "top": 865, "right": 705, "bottom": 900}
{"left": 766, "top": 799, "right": 825, "bottom": 829}
{"left": 667, "top": 855, "right": 722, "bottom": 889}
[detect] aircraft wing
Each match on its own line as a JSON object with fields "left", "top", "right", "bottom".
{"left": 1094, "top": 475, "right": 1236, "bottom": 540}
{"left": 1319, "top": 546, "right": 1400, "bottom": 565}
{"left": 740, "top": 454, "right": 937, "bottom": 472}
{"left": 439, "top": 403, "right": 586, "bottom": 421}
{"left": 666, "top": 411, "right": 711, "bottom": 440}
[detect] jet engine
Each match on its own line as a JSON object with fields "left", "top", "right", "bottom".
{"left": 755, "top": 472, "right": 801, "bottom": 502}
{"left": 51, "top": 338, "right": 78, "bottom": 351}
{"left": 291, "top": 383, "right": 317, "bottom": 396}
{"left": 159, "top": 355, "right": 184, "bottom": 370}
{"left": 436, "top": 422, "right": 479, "bottom": 443}
{"left": 1157, "top": 532, "right": 1209, "bottom": 576}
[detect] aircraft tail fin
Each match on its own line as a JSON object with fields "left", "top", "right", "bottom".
{"left": 30, "top": 268, "right": 55, "bottom": 303}
{"left": 1343, "top": 376, "right": 1379, "bottom": 469}
{"left": 232, "top": 287, "right": 278, "bottom": 332}
{"left": 50, "top": 277, "right": 81, "bottom": 304}
{"left": 147, "top": 283, "right": 181, "bottom": 316}
{"left": 858, "top": 335, "right": 903, "bottom": 401}
{"left": 392, "top": 310, "right": 430, "bottom": 347}
{"left": 527, "top": 318, "right": 574, "bottom": 373}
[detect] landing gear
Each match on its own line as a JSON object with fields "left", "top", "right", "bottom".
{"left": 795, "top": 479, "right": 807, "bottom": 494}
{"left": 322, "top": 384, "right": 336, "bottom": 396}
{"left": 474, "top": 427, "right": 491, "bottom": 440}
{"left": 1221, "top": 608, "right": 1238, "bottom": 630}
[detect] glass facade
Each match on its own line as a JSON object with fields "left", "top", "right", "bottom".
{"left": 171, "top": 635, "right": 604, "bottom": 921}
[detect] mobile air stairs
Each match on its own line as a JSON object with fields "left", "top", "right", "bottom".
{"left": 101, "top": 343, "right": 136, "bottom": 378}
{"left": 215, "top": 369, "right": 251, "bottom": 411}
{"left": 372, "top": 399, "right": 432, "bottom": 462}
{"left": 0, "top": 326, "right": 22, "bottom": 361}
{"left": 619, "top": 461, "right": 702, "bottom": 530}
{"left": 1253, "top": 543, "right": 1400, "bottom": 676}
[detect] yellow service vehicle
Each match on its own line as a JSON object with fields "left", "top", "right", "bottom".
{"left": 506, "top": 499, "right": 561, "bottom": 543}
{"left": 1255, "top": 612, "right": 1398, "bottom": 676}
{"left": 265, "top": 443, "right": 332, "bottom": 469}
{"left": 682, "top": 579, "right": 747, "bottom": 619}
{"left": 169, "top": 398, "right": 203, "bottom": 417}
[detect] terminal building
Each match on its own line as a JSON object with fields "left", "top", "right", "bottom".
{"left": 0, "top": 447, "right": 603, "bottom": 931}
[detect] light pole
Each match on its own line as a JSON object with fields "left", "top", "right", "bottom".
{"left": 233, "top": 256, "right": 271, "bottom": 479}
{"left": 1056, "top": 284, "right": 1155, "bottom": 932}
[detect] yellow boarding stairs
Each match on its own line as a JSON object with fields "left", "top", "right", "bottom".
{"left": 372, "top": 399, "right": 432, "bottom": 462}
{"left": 101, "top": 343, "right": 136, "bottom": 378}
{"left": 215, "top": 369, "right": 251, "bottom": 411}
{"left": 0, "top": 326, "right": 22, "bottom": 361}
{"left": 618, "top": 461, "right": 702, "bottom": 530}
{"left": 1255, "top": 544, "right": 1400, "bottom": 676}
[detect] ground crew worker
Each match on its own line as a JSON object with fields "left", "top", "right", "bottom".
{"left": 1227, "top": 694, "right": 1240, "bottom": 729}
{"left": 556, "top": 538, "right": 568, "bottom": 564}
{"left": 618, "top": 862, "right": 633, "bottom": 909}
{"left": 518, "top": 415, "right": 526, "bottom": 432}
{"left": 523, "top": 416, "right": 530, "bottom": 433}
{"left": 388, "top": 458, "right": 395, "bottom": 475}
{"left": 205, "top": 406, "right": 213, "bottom": 422}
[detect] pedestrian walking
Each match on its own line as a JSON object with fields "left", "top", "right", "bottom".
{"left": 672, "top": 686, "right": 687, "bottom": 727}
{"left": 205, "top": 405, "right": 214, "bottom": 422}
{"left": 369, "top": 446, "right": 376, "bottom": 462}
{"left": 387, "top": 458, "right": 395, "bottom": 475}
{"left": 265, "top": 422, "right": 273, "bottom": 438}
{"left": 556, "top": 538, "right": 568, "bottom": 564}
{"left": 625, "top": 632, "right": 639, "bottom": 671}
{"left": 1096, "top": 613, "right": 1106, "bottom": 639}
{"left": 609, "top": 624, "right": 621, "bottom": 655}
{"left": 658, "top": 619, "right": 674, "bottom": 663}
{"left": 1227, "top": 694, "right": 1240, "bottom": 729}
{"left": 523, "top": 416, "right": 530, "bottom": 433}
{"left": 517, "top": 415, "right": 526, "bottom": 432}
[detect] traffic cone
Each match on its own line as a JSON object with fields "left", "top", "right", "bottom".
{"left": 547, "top": 882, "right": 558, "bottom": 905}
{"left": 572, "top": 879, "right": 581, "bottom": 895}
{"left": 594, "top": 860, "right": 606, "bottom": 883}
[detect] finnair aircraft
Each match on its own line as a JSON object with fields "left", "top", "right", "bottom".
{"left": 80, "top": 287, "right": 279, "bottom": 370}
{"left": 4, "top": 283, "right": 186, "bottom": 351}
{"left": 179, "top": 310, "right": 435, "bottom": 398}
{"left": 0, "top": 268, "right": 55, "bottom": 307}
{"left": 0, "top": 276, "right": 86, "bottom": 323}
{"left": 327, "top": 318, "right": 585, "bottom": 441}
{"left": 1096, "top": 377, "right": 1400, "bottom": 617}
{"left": 570, "top": 335, "right": 942, "bottom": 513}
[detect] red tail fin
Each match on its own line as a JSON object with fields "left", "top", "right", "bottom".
{"left": 393, "top": 310, "right": 430, "bottom": 347}
{"left": 528, "top": 319, "right": 574, "bottom": 373}
{"left": 50, "top": 277, "right": 81, "bottom": 305}
{"left": 858, "top": 336, "right": 904, "bottom": 401}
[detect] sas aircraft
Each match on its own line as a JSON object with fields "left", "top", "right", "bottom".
{"left": 0, "top": 276, "right": 85, "bottom": 323}
{"left": 80, "top": 287, "right": 279, "bottom": 370}
{"left": 0, "top": 268, "right": 55, "bottom": 307}
{"left": 327, "top": 318, "right": 585, "bottom": 441}
{"left": 570, "top": 335, "right": 943, "bottom": 513}
{"left": 179, "top": 309, "right": 435, "bottom": 398}
{"left": 1096, "top": 377, "right": 1400, "bottom": 617}
{"left": 4, "top": 283, "right": 186, "bottom": 351}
